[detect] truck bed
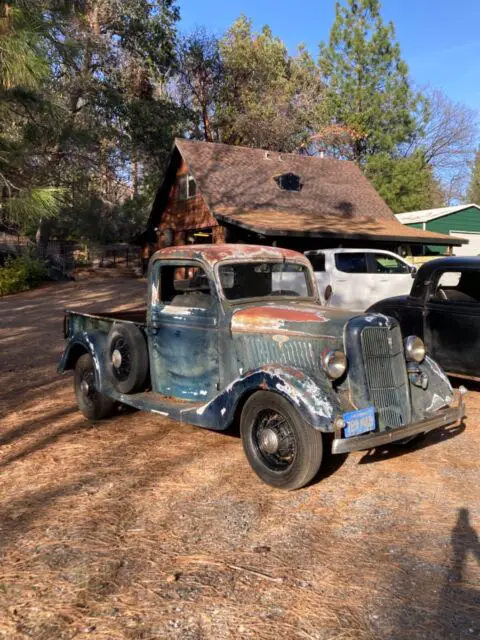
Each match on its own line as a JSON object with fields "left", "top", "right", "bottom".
{"left": 69, "top": 308, "right": 147, "bottom": 326}
{"left": 89, "top": 309, "right": 147, "bottom": 325}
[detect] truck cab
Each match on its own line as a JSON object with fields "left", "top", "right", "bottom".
{"left": 59, "top": 245, "right": 465, "bottom": 490}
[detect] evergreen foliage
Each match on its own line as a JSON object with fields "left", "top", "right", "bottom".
{"left": 0, "top": 0, "right": 476, "bottom": 245}
{"left": 318, "top": 0, "right": 425, "bottom": 163}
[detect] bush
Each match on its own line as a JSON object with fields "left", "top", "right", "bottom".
{"left": 0, "top": 255, "right": 48, "bottom": 296}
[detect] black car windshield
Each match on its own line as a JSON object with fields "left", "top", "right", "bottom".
{"left": 218, "top": 261, "right": 313, "bottom": 301}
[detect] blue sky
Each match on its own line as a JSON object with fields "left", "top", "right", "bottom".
{"left": 179, "top": 0, "right": 480, "bottom": 112}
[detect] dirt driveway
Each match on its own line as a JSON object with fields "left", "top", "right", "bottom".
{"left": 0, "top": 279, "right": 478, "bottom": 640}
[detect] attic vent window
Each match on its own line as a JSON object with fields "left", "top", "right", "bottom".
{"left": 178, "top": 174, "right": 197, "bottom": 201}
{"left": 274, "top": 172, "right": 302, "bottom": 192}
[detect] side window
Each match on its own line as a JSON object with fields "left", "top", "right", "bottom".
{"left": 159, "top": 265, "right": 214, "bottom": 310}
{"left": 308, "top": 253, "right": 325, "bottom": 272}
{"left": 335, "top": 252, "right": 368, "bottom": 274}
{"left": 434, "top": 270, "right": 480, "bottom": 303}
{"left": 371, "top": 253, "right": 410, "bottom": 274}
{"left": 177, "top": 174, "right": 197, "bottom": 201}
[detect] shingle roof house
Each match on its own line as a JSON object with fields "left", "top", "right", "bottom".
{"left": 145, "top": 139, "right": 463, "bottom": 252}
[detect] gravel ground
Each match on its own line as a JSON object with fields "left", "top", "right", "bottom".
{"left": 0, "top": 279, "right": 478, "bottom": 640}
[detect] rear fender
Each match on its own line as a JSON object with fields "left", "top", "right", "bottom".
{"left": 57, "top": 332, "right": 106, "bottom": 390}
{"left": 184, "top": 366, "right": 340, "bottom": 432}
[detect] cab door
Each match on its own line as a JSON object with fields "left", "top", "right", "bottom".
{"left": 148, "top": 260, "right": 220, "bottom": 401}
{"left": 424, "top": 268, "right": 480, "bottom": 377}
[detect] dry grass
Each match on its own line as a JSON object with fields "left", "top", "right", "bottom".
{"left": 0, "top": 279, "right": 478, "bottom": 639}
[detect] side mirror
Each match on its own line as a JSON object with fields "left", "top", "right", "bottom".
{"left": 324, "top": 284, "right": 333, "bottom": 306}
{"left": 410, "top": 266, "right": 417, "bottom": 278}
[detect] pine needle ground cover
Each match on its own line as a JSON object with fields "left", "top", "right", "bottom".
{"left": 0, "top": 279, "right": 478, "bottom": 640}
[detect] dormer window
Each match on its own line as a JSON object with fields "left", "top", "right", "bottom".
{"left": 274, "top": 172, "right": 302, "bottom": 192}
{"left": 178, "top": 174, "right": 197, "bottom": 201}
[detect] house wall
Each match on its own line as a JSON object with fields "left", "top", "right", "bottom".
{"left": 155, "top": 159, "right": 225, "bottom": 248}
{"left": 405, "top": 206, "right": 480, "bottom": 256}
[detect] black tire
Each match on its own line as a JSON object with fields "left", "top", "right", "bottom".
{"left": 75, "top": 353, "right": 116, "bottom": 420}
{"left": 240, "top": 391, "right": 323, "bottom": 490}
{"left": 105, "top": 323, "right": 148, "bottom": 394}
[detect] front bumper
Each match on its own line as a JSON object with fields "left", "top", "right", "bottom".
{"left": 331, "top": 389, "right": 466, "bottom": 454}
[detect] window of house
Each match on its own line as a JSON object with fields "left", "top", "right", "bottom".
{"left": 274, "top": 173, "right": 302, "bottom": 192}
{"left": 185, "top": 228, "right": 212, "bottom": 244}
{"left": 335, "top": 252, "right": 368, "bottom": 273}
{"left": 177, "top": 174, "right": 197, "bottom": 201}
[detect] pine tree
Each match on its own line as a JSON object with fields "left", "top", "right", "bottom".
{"left": 366, "top": 151, "right": 445, "bottom": 213}
{"left": 216, "top": 16, "right": 324, "bottom": 151}
{"left": 0, "top": 1, "right": 65, "bottom": 232}
{"left": 318, "top": 0, "right": 424, "bottom": 163}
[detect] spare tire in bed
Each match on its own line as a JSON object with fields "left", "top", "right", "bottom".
{"left": 105, "top": 323, "right": 149, "bottom": 394}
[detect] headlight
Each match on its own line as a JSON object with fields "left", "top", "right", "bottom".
{"left": 322, "top": 350, "right": 347, "bottom": 379}
{"left": 404, "top": 336, "right": 426, "bottom": 363}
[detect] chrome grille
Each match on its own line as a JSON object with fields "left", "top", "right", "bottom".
{"left": 361, "top": 325, "right": 411, "bottom": 428}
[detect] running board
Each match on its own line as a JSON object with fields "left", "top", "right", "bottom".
{"left": 108, "top": 389, "right": 212, "bottom": 425}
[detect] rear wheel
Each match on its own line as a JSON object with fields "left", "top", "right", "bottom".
{"left": 105, "top": 324, "right": 148, "bottom": 394}
{"left": 240, "top": 391, "right": 323, "bottom": 490}
{"left": 74, "top": 353, "right": 116, "bottom": 420}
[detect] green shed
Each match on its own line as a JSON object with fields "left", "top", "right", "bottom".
{"left": 396, "top": 204, "right": 479, "bottom": 257}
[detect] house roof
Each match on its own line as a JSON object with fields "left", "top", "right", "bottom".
{"left": 148, "top": 139, "right": 464, "bottom": 246}
{"left": 396, "top": 203, "right": 480, "bottom": 225}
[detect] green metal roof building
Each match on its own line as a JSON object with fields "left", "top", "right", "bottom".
{"left": 396, "top": 204, "right": 480, "bottom": 257}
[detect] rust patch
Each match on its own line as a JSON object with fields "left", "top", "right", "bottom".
{"left": 232, "top": 305, "right": 329, "bottom": 336}
{"left": 151, "top": 244, "right": 308, "bottom": 268}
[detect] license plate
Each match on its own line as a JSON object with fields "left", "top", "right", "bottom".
{"left": 343, "top": 407, "right": 376, "bottom": 438}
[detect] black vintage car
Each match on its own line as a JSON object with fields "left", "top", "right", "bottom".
{"left": 368, "top": 257, "right": 480, "bottom": 381}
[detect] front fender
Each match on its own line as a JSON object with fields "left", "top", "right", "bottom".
{"left": 410, "top": 355, "right": 454, "bottom": 418}
{"left": 183, "top": 365, "right": 340, "bottom": 432}
{"left": 57, "top": 332, "right": 105, "bottom": 390}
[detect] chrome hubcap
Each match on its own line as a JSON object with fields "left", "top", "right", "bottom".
{"left": 112, "top": 348, "right": 122, "bottom": 368}
{"left": 80, "top": 379, "right": 90, "bottom": 395}
{"left": 258, "top": 428, "right": 280, "bottom": 455}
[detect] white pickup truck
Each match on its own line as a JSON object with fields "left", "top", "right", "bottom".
{"left": 304, "top": 248, "right": 416, "bottom": 311}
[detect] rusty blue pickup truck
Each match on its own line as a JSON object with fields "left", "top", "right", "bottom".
{"left": 59, "top": 245, "right": 466, "bottom": 490}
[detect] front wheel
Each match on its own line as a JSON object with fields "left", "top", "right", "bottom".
{"left": 240, "top": 391, "right": 323, "bottom": 490}
{"left": 74, "top": 353, "right": 116, "bottom": 420}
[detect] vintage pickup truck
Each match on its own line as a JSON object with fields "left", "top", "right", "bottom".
{"left": 59, "top": 245, "right": 466, "bottom": 490}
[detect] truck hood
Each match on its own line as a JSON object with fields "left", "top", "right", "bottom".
{"left": 231, "top": 302, "right": 357, "bottom": 340}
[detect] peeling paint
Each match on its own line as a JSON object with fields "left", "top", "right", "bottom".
{"left": 232, "top": 304, "right": 332, "bottom": 337}
{"left": 159, "top": 305, "right": 195, "bottom": 316}
{"left": 425, "top": 355, "right": 452, "bottom": 390}
{"left": 152, "top": 244, "right": 306, "bottom": 268}
{"left": 427, "top": 393, "right": 449, "bottom": 413}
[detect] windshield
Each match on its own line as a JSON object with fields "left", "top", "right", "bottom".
{"left": 218, "top": 261, "right": 313, "bottom": 301}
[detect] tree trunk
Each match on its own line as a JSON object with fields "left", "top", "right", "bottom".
{"left": 35, "top": 218, "right": 52, "bottom": 256}
{"left": 132, "top": 147, "right": 139, "bottom": 196}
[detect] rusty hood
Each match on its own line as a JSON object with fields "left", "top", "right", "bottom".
{"left": 231, "top": 302, "right": 356, "bottom": 339}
